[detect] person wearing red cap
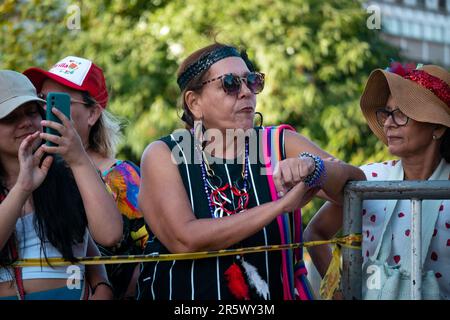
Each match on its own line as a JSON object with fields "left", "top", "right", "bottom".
{"left": 304, "top": 63, "right": 450, "bottom": 300}
{"left": 24, "top": 56, "right": 149, "bottom": 299}
{"left": 0, "top": 70, "right": 121, "bottom": 300}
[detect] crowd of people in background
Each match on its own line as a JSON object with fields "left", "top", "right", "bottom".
{"left": 0, "top": 43, "right": 448, "bottom": 300}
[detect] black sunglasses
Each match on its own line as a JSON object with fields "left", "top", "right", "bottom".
{"left": 199, "top": 72, "right": 265, "bottom": 95}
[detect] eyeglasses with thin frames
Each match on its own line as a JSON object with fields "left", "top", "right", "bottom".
{"left": 38, "top": 92, "right": 88, "bottom": 106}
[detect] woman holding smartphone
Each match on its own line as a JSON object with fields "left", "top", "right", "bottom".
{"left": 24, "top": 56, "right": 149, "bottom": 299}
{"left": 0, "top": 70, "right": 121, "bottom": 299}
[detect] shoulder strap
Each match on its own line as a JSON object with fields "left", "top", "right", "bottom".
{"left": 169, "top": 131, "right": 195, "bottom": 212}
{"left": 101, "top": 160, "right": 122, "bottom": 177}
{"left": 262, "top": 124, "right": 302, "bottom": 300}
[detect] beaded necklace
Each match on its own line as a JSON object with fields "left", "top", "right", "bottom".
{"left": 194, "top": 135, "right": 250, "bottom": 218}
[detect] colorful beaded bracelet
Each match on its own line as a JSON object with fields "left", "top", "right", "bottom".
{"left": 299, "top": 152, "right": 326, "bottom": 188}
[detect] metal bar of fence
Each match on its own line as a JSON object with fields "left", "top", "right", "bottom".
{"left": 342, "top": 187, "right": 362, "bottom": 300}
{"left": 342, "top": 180, "right": 450, "bottom": 300}
{"left": 411, "top": 199, "right": 422, "bottom": 300}
{"left": 344, "top": 180, "right": 450, "bottom": 199}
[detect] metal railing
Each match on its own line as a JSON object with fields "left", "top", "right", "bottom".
{"left": 341, "top": 180, "right": 450, "bottom": 300}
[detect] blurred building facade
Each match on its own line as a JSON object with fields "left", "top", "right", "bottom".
{"left": 366, "top": 0, "right": 450, "bottom": 67}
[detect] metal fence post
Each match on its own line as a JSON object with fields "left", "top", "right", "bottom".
{"left": 341, "top": 180, "right": 450, "bottom": 300}
{"left": 342, "top": 187, "right": 362, "bottom": 300}
{"left": 410, "top": 198, "right": 422, "bottom": 300}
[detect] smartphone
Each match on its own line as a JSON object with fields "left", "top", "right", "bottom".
{"left": 45, "top": 92, "right": 71, "bottom": 147}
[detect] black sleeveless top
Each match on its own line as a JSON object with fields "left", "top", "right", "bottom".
{"left": 137, "top": 128, "right": 285, "bottom": 300}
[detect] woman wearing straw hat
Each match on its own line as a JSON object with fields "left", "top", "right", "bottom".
{"left": 304, "top": 63, "right": 450, "bottom": 299}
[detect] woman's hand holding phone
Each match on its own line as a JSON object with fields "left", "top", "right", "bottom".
{"left": 40, "top": 107, "right": 89, "bottom": 168}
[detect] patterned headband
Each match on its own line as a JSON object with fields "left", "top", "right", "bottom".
{"left": 177, "top": 46, "right": 242, "bottom": 91}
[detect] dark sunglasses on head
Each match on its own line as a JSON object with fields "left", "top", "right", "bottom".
{"left": 199, "top": 72, "right": 265, "bottom": 95}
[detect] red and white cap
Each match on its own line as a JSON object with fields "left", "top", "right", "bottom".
{"left": 24, "top": 56, "right": 108, "bottom": 109}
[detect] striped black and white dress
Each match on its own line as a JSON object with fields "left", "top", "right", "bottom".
{"left": 137, "top": 128, "right": 286, "bottom": 300}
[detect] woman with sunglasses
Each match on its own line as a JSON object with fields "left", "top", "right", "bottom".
{"left": 24, "top": 56, "right": 150, "bottom": 299}
{"left": 304, "top": 63, "right": 450, "bottom": 299}
{"left": 136, "top": 43, "right": 365, "bottom": 300}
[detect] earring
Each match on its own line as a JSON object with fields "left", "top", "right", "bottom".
{"left": 432, "top": 135, "right": 438, "bottom": 140}
{"left": 193, "top": 116, "right": 207, "bottom": 150}
{"left": 254, "top": 111, "right": 264, "bottom": 128}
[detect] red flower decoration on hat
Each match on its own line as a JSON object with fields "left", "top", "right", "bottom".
{"left": 387, "top": 61, "right": 450, "bottom": 108}
{"left": 387, "top": 61, "right": 416, "bottom": 77}
{"left": 404, "top": 70, "right": 450, "bottom": 107}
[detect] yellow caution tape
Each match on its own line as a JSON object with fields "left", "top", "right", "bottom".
{"left": 319, "top": 244, "right": 341, "bottom": 300}
{"left": 317, "top": 234, "right": 362, "bottom": 300}
{"left": 13, "top": 234, "right": 361, "bottom": 268}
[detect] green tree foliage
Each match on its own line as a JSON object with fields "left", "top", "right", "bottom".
{"left": 1, "top": 0, "right": 399, "bottom": 223}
